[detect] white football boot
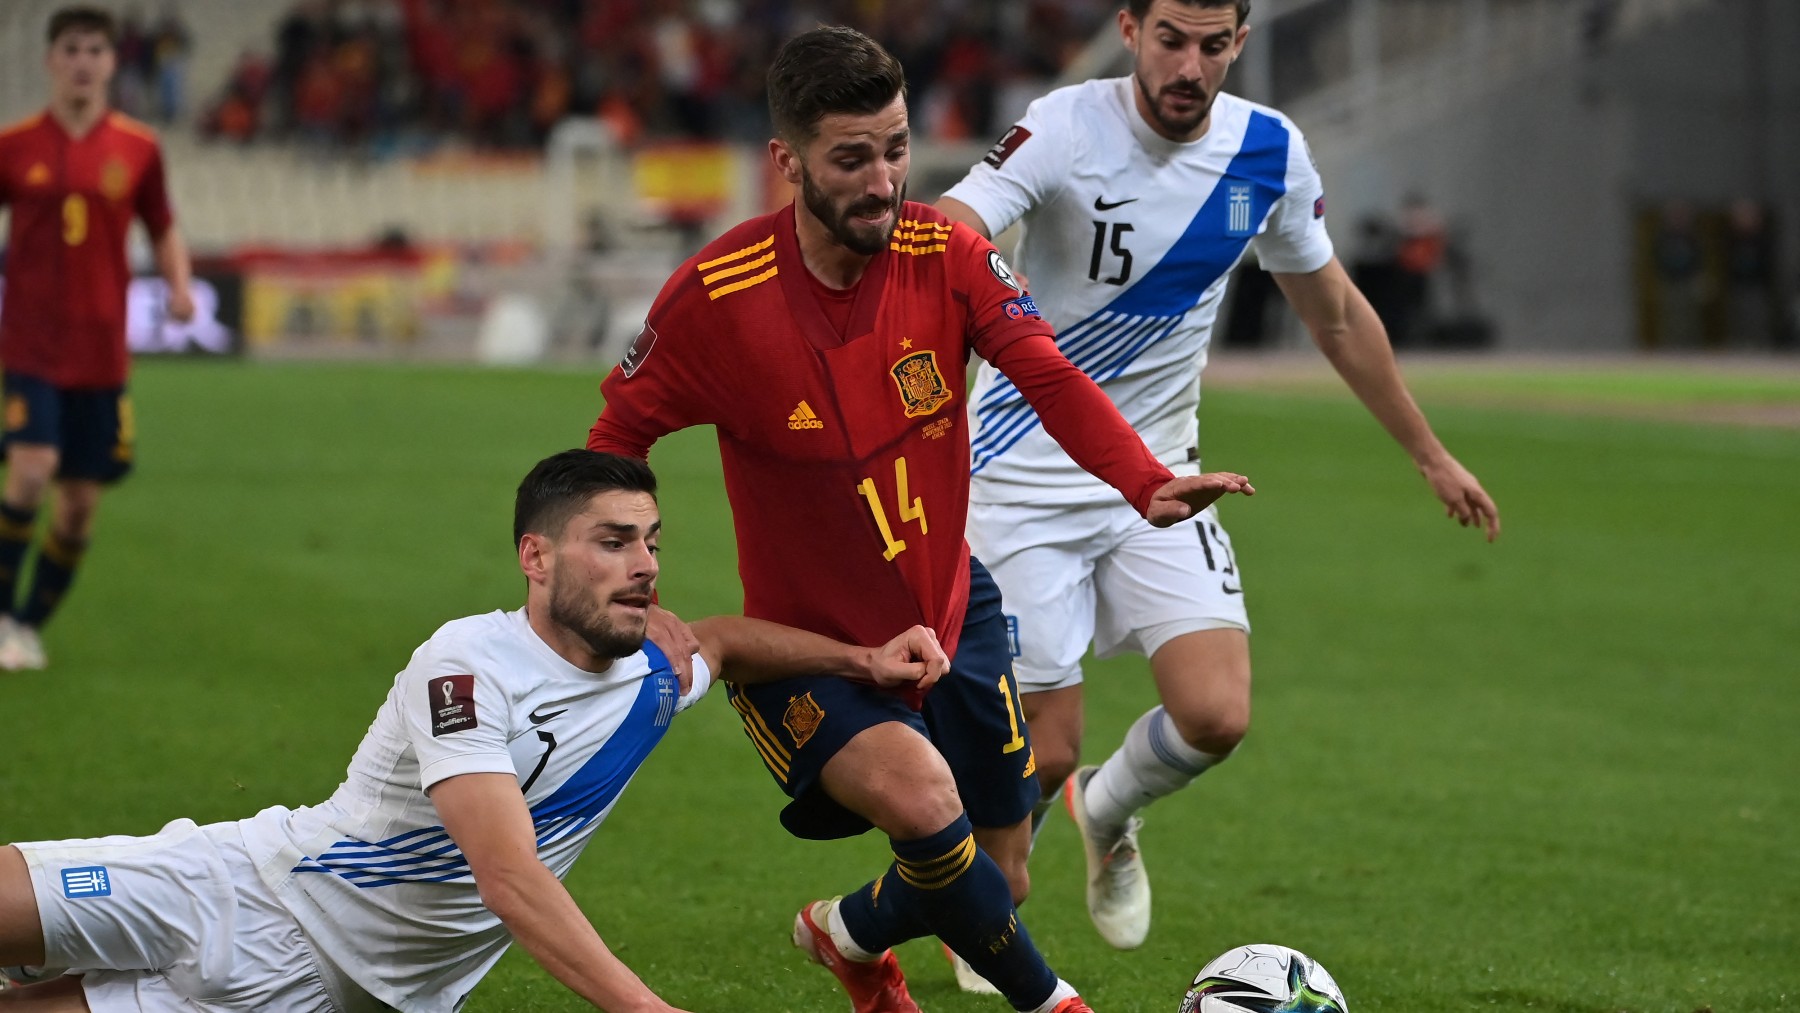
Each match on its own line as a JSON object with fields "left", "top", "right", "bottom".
{"left": 0, "top": 619, "right": 47, "bottom": 671}
{"left": 1065, "top": 765, "right": 1150, "bottom": 949}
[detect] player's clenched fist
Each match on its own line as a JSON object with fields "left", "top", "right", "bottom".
{"left": 1145, "top": 472, "right": 1256, "bottom": 527}
{"left": 864, "top": 624, "right": 949, "bottom": 692}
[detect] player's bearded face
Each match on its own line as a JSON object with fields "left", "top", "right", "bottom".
{"left": 792, "top": 96, "right": 911, "bottom": 257}
{"left": 1127, "top": 2, "right": 1246, "bottom": 139}
{"left": 547, "top": 562, "right": 650, "bottom": 661}
{"left": 543, "top": 494, "right": 659, "bottom": 661}
{"left": 802, "top": 165, "right": 907, "bottom": 257}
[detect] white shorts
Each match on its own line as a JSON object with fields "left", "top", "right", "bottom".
{"left": 967, "top": 497, "right": 1250, "bottom": 693}
{"left": 15, "top": 819, "right": 380, "bottom": 1012}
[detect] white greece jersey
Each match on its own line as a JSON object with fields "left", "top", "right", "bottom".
{"left": 945, "top": 80, "right": 1335, "bottom": 506}
{"left": 237, "top": 609, "right": 711, "bottom": 1013}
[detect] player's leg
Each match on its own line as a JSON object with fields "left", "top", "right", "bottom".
{"left": 15, "top": 479, "right": 102, "bottom": 635}
{"left": 863, "top": 557, "right": 1084, "bottom": 1013}
{"left": 0, "top": 975, "right": 89, "bottom": 1011}
{"left": 5, "top": 820, "right": 347, "bottom": 1013}
{"left": 1018, "top": 685, "right": 1083, "bottom": 832}
{"left": 1066, "top": 507, "right": 1252, "bottom": 949}
{"left": 965, "top": 500, "right": 1100, "bottom": 846}
{"left": 0, "top": 846, "right": 49, "bottom": 968}
{"left": 12, "top": 385, "right": 130, "bottom": 668}
{"left": 0, "top": 375, "right": 65, "bottom": 669}
{"left": 821, "top": 721, "right": 1080, "bottom": 1012}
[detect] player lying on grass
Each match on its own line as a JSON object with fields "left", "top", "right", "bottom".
{"left": 0, "top": 449, "right": 947, "bottom": 1013}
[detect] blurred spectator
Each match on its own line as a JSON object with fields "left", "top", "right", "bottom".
{"left": 1394, "top": 191, "right": 1447, "bottom": 346}
{"left": 152, "top": 4, "right": 194, "bottom": 123}
{"left": 1649, "top": 200, "right": 1710, "bottom": 348}
{"left": 1723, "top": 199, "right": 1780, "bottom": 347}
{"left": 201, "top": 50, "right": 273, "bottom": 143}
{"left": 201, "top": 0, "right": 1109, "bottom": 153}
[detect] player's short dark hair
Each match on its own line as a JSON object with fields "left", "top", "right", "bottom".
{"left": 1126, "top": 0, "right": 1250, "bottom": 26}
{"left": 767, "top": 26, "right": 906, "bottom": 144}
{"left": 47, "top": 6, "right": 118, "bottom": 46}
{"left": 514, "top": 450, "right": 657, "bottom": 547}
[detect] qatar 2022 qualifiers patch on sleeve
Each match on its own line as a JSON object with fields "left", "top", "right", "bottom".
{"left": 429, "top": 674, "right": 480, "bottom": 736}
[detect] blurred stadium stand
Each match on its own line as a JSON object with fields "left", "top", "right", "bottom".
{"left": 1, "top": 0, "right": 1795, "bottom": 358}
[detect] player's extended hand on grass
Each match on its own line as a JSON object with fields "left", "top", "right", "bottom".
{"left": 1145, "top": 472, "right": 1255, "bottom": 527}
{"left": 645, "top": 603, "right": 700, "bottom": 693}
{"left": 861, "top": 624, "right": 949, "bottom": 692}
{"left": 1419, "top": 453, "right": 1500, "bottom": 541}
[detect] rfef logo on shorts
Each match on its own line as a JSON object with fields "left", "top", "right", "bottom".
{"left": 430, "top": 674, "right": 479, "bottom": 737}
{"left": 62, "top": 866, "right": 111, "bottom": 899}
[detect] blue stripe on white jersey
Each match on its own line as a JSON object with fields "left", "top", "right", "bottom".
{"left": 297, "top": 643, "right": 678, "bottom": 889}
{"left": 971, "top": 111, "right": 1291, "bottom": 475}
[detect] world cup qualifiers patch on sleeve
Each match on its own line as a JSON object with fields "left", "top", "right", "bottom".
{"left": 430, "top": 674, "right": 480, "bottom": 736}
{"left": 1002, "top": 295, "right": 1040, "bottom": 320}
{"left": 982, "top": 125, "right": 1031, "bottom": 169}
{"left": 619, "top": 323, "right": 658, "bottom": 378}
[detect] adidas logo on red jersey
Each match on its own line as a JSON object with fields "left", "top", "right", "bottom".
{"left": 788, "top": 401, "right": 824, "bottom": 430}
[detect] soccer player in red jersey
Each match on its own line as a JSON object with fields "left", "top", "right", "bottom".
{"left": 0, "top": 6, "right": 193, "bottom": 672}
{"left": 589, "top": 28, "right": 1253, "bottom": 1013}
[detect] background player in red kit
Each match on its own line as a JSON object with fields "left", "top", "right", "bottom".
{"left": 589, "top": 27, "right": 1252, "bottom": 1013}
{"left": 0, "top": 6, "right": 193, "bottom": 672}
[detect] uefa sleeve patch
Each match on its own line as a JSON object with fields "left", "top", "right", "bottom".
{"left": 430, "top": 674, "right": 480, "bottom": 737}
{"left": 1314, "top": 195, "right": 1326, "bottom": 219}
{"left": 982, "top": 125, "right": 1032, "bottom": 169}
{"left": 619, "top": 323, "right": 658, "bottom": 378}
{"left": 1002, "top": 295, "right": 1040, "bottom": 320}
{"left": 62, "top": 866, "right": 111, "bottom": 899}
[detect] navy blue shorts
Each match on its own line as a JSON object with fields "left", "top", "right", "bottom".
{"left": 1, "top": 372, "right": 134, "bottom": 483}
{"left": 726, "top": 557, "right": 1041, "bottom": 840}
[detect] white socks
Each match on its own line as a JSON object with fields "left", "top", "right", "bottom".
{"left": 825, "top": 898, "right": 881, "bottom": 962}
{"left": 1030, "top": 978, "right": 1080, "bottom": 1013}
{"left": 1083, "top": 706, "right": 1227, "bottom": 839}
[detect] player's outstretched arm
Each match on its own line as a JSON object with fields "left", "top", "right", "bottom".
{"left": 153, "top": 226, "right": 195, "bottom": 323}
{"left": 1273, "top": 257, "right": 1501, "bottom": 541}
{"left": 1146, "top": 472, "right": 1257, "bottom": 528}
{"left": 431, "top": 773, "right": 696, "bottom": 1013}
{"left": 690, "top": 616, "right": 947, "bottom": 692}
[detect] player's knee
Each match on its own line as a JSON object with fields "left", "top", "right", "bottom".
{"left": 866, "top": 767, "right": 963, "bottom": 839}
{"left": 998, "top": 856, "right": 1030, "bottom": 906}
{"left": 1034, "top": 749, "right": 1079, "bottom": 796}
{"left": 1167, "top": 700, "right": 1249, "bottom": 757}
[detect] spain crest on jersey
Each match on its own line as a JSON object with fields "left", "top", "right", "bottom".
{"left": 101, "top": 159, "right": 130, "bottom": 200}
{"left": 890, "top": 350, "right": 952, "bottom": 419}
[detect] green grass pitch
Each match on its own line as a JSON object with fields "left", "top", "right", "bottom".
{"left": 1, "top": 359, "right": 1795, "bottom": 1012}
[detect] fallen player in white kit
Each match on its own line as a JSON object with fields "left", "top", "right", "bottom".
{"left": 0, "top": 449, "right": 946, "bottom": 1013}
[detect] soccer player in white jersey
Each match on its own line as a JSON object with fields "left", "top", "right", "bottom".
{"left": 936, "top": 0, "right": 1500, "bottom": 962}
{"left": 0, "top": 449, "right": 947, "bottom": 1013}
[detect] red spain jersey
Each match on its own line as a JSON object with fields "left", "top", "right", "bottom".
{"left": 0, "top": 111, "right": 175, "bottom": 389}
{"left": 590, "top": 202, "right": 1173, "bottom": 663}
